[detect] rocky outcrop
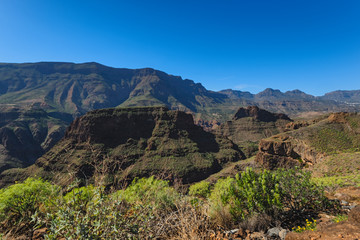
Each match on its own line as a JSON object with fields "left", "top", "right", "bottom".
{"left": 255, "top": 136, "right": 326, "bottom": 169}
{"left": 0, "top": 107, "right": 244, "bottom": 188}
{"left": 233, "top": 106, "right": 292, "bottom": 122}
{"left": 255, "top": 112, "right": 360, "bottom": 169}
{"left": 216, "top": 106, "right": 292, "bottom": 157}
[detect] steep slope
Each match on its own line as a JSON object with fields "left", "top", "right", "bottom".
{"left": 0, "top": 106, "right": 67, "bottom": 173}
{"left": 1, "top": 62, "right": 359, "bottom": 121}
{"left": 0, "top": 107, "right": 244, "bottom": 188}
{"left": 255, "top": 112, "right": 360, "bottom": 169}
{"left": 0, "top": 62, "right": 229, "bottom": 120}
{"left": 216, "top": 106, "right": 292, "bottom": 157}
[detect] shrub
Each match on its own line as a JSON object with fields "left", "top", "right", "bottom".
{"left": 63, "top": 185, "right": 100, "bottom": 212}
{"left": 112, "top": 176, "right": 179, "bottom": 211}
{"left": 46, "top": 177, "right": 180, "bottom": 239}
{"left": 333, "top": 214, "right": 348, "bottom": 223}
{"left": 188, "top": 181, "right": 211, "bottom": 198}
{"left": 228, "top": 168, "right": 282, "bottom": 221}
{"left": 275, "top": 167, "right": 329, "bottom": 213}
{"left": 208, "top": 177, "right": 235, "bottom": 227}
{"left": 45, "top": 187, "right": 154, "bottom": 239}
{"left": 208, "top": 168, "right": 331, "bottom": 227}
{"left": 0, "top": 178, "right": 59, "bottom": 227}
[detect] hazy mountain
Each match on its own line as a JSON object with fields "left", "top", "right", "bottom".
{"left": 321, "top": 90, "right": 360, "bottom": 104}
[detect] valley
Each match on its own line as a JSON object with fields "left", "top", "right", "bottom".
{"left": 0, "top": 62, "right": 360, "bottom": 239}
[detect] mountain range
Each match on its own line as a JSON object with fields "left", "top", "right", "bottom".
{"left": 1, "top": 62, "right": 360, "bottom": 121}
{"left": 0, "top": 61, "right": 360, "bottom": 174}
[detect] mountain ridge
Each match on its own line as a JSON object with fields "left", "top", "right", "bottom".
{"left": 0, "top": 61, "right": 359, "bottom": 174}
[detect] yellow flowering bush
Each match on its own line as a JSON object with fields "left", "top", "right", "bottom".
{"left": 292, "top": 219, "right": 317, "bottom": 232}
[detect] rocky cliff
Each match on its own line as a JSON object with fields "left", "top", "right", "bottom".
{"left": 216, "top": 106, "right": 292, "bottom": 157}
{"left": 0, "top": 107, "right": 244, "bottom": 188}
{"left": 255, "top": 112, "right": 360, "bottom": 169}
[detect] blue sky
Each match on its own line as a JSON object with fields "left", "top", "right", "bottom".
{"left": 0, "top": 0, "right": 359, "bottom": 95}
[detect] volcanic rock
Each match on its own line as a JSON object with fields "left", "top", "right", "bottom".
{"left": 0, "top": 107, "right": 244, "bottom": 188}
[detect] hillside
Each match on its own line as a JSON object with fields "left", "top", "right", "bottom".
{"left": 255, "top": 112, "right": 360, "bottom": 169}
{"left": 0, "top": 107, "right": 244, "bottom": 188}
{"left": 0, "top": 106, "right": 68, "bottom": 173}
{"left": 1, "top": 62, "right": 359, "bottom": 122}
{"left": 0, "top": 62, "right": 360, "bottom": 175}
{"left": 215, "top": 106, "right": 292, "bottom": 157}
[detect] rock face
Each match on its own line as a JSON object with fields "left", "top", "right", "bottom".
{"left": 255, "top": 136, "right": 326, "bottom": 169}
{"left": 232, "top": 106, "right": 291, "bottom": 122}
{"left": 216, "top": 106, "right": 292, "bottom": 157}
{"left": 255, "top": 112, "right": 360, "bottom": 169}
{"left": 0, "top": 107, "right": 244, "bottom": 188}
{"left": 0, "top": 107, "right": 67, "bottom": 173}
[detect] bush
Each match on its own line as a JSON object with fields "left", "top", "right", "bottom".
{"left": 208, "top": 177, "right": 235, "bottom": 227}
{"left": 275, "top": 167, "right": 329, "bottom": 213}
{"left": 208, "top": 168, "right": 331, "bottom": 227}
{"left": 188, "top": 181, "right": 211, "bottom": 198}
{"left": 45, "top": 187, "right": 154, "bottom": 239}
{"left": 228, "top": 168, "right": 282, "bottom": 221}
{"left": 63, "top": 185, "right": 100, "bottom": 212}
{"left": 0, "top": 178, "right": 59, "bottom": 226}
{"left": 112, "top": 176, "right": 179, "bottom": 211}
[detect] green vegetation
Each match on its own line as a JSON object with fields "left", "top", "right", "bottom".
{"left": 0, "top": 178, "right": 59, "bottom": 226}
{"left": 188, "top": 181, "right": 211, "bottom": 198}
{"left": 333, "top": 214, "right": 348, "bottom": 223}
{"left": 0, "top": 168, "right": 339, "bottom": 238}
{"left": 313, "top": 174, "right": 360, "bottom": 189}
{"left": 311, "top": 127, "right": 359, "bottom": 153}
{"left": 112, "top": 176, "right": 179, "bottom": 211}
{"left": 311, "top": 152, "right": 360, "bottom": 190}
{"left": 208, "top": 167, "right": 330, "bottom": 225}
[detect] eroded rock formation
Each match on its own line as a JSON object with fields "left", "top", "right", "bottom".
{"left": 0, "top": 107, "right": 244, "bottom": 188}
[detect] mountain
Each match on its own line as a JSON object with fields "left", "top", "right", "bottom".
{"left": 0, "top": 62, "right": 232, "bottom": 121}
{"left": 220, "top": 88, "right": 360, "bottom": 118}
{"left": 321, "top": 90, "right": 360, "bottom": 104}
{"left": 0, "top": 107, "right": 244, "bottom": 188}
{"left": 0, "top": 62, "right": 360, "bottom": 174}
{"left": 0, "top": 106, "right": 68, "bottom": 173}
{"left": 1, "top": 62, "right": 359, "bottom": 121}
{"left": 215, "top": 106, "right": 292, "bottom": 157}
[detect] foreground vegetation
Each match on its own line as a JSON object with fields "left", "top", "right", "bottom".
{"left": 0, "top": 168, "right": 338, "bottom": 239}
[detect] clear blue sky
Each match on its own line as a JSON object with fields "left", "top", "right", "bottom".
{"left": 0, "top": 0, "right": 359, "bottom": 95}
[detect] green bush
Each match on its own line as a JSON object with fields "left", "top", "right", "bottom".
{"left": 45, "top": 186, "right": 154, "bottom": 239}
{"left": 208, "top": 168, "right": 330, "bottom": 224}
{"left": 188, "top": 181, "right": 211, "bottom": 198}
{"left": 275, "top": 167, "right": 329, "bottom": 212}
{"left": 45, "top": 177, "right": 180, "bottom": 239}
{"left": 208, "top": 177, "right": 235, "bottom": 226}
{"left": 0, "top": 178, "right": 59, "bottom": 226}
{"left": 112, "top": 176, "right": 179, "bottom": 211}
{"left": 228, "top": 168, "right": 281, "bottom": 221}
{"left": 63, "top": 185, "right": 100, "bottom": 212}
